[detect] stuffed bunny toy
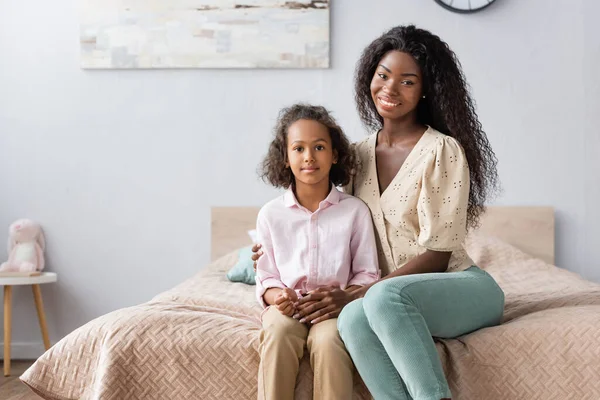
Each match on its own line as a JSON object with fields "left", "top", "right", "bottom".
{"left": 0, "top": 219, "right": 46, "bottom": 272}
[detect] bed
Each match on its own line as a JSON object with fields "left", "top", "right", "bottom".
{"left": 20, "top": 206, "right": 600, "bottom": 399}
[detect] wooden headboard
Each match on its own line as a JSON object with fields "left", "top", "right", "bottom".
{"left": 211, "top": 206, "right": 555, "bottom": 265}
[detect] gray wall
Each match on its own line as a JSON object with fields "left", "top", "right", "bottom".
{"left": 1, "top": 0, "right": 599, "bottom": 357}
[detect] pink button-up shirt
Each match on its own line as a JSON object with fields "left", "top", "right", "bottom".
{"left": 255, "top": 186, "right": 380, "bottom": 307}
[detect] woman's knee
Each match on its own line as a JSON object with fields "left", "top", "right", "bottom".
{"left": 337, "top": 299, "right": 366, "bottom": 339}
{"left": 363, "top": 278, "right": 413, "bottom": 317}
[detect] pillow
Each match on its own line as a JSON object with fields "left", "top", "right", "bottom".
{"left": 226, "top": 246, "right": 256, "bottom": 285}
{"left": 247, "top": 229, "right": 258, "bottom": 243}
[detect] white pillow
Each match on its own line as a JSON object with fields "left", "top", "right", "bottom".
{"left": 247, "top": 229, "right": 258, "bottom": 244}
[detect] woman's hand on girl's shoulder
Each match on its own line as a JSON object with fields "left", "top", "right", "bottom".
{"left": 251, "top": 244, "right": 263, "bottom": 271}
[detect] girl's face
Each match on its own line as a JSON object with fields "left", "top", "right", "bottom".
{"left": 285, "top": 119, "right": 337, "bottom": 189}
{"left": 370, "top": 50, "right": 423, "bottom": 122}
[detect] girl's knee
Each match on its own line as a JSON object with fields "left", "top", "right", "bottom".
{"left": 309, "top": 325, "right": 344, "bottom": 352}
{"left": 262, "top": 318, "right": 305, "bottom": 343}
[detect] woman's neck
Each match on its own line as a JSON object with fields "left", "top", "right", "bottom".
{"left": 379, "top": 116, "right": 427, "bottom": 147}
{"left": 293, "top": 180, "right": 331, "bottom": 213}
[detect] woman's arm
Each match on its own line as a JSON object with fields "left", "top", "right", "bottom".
{"left": 251, "top": 243, "right": 263, "bottom": 271}
{"left": 297, "top": 138, "right": 470, "bottom": 322}
{"left": 349, "top": 249, "right": 450, "bottom": 298}
{"left": 296, "top": 250, "right": 450, "bottom": 323}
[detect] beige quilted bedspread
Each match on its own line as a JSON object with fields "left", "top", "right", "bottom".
{"left": 21, "top": 235, "right": 600, "bottom": 400}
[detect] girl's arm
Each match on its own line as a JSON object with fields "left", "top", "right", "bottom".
{"left": 263, "top": 288, "right": 284, "bottom": 306}
{"left": 255, "top": 210, "right": 286, "bottom": 307}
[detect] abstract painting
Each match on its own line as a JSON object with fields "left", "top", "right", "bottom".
{"left": 80, "top": 0, "right": 330, "bottom": 69}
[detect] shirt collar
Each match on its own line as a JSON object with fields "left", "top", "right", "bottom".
{"left": 283, "top": 184, "right": 340, "bottom": 208}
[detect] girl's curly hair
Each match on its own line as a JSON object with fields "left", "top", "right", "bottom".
{"left": 260, "top": 104, "right": 355, "bottom": 189}
{"left": 355, "top": 25, "right": 499, "bottom": 227}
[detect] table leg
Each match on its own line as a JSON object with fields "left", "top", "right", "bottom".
{"left": 3, "top": 285, "right": 12, "bottom": 377}
{"left": 32, "top": 284, "right": 51, "bottom": 350}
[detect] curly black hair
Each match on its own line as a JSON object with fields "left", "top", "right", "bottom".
{"left": 355, "top": 25, "right": 499, "bottom": 227}
{"left": 260, "top": 104, "right": 355, "bottom": 189}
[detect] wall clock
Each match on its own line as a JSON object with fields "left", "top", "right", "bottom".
{"left": 434, "top": 0, "right": 497, "bottom": 14}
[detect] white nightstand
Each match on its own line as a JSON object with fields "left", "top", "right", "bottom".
{"left": 0, "top": 272, "right": 57, "bottom": 376}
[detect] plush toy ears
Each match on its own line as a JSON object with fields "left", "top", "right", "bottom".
{"left": 37, "top": 228, "right": 46, "bottom": 251}
{"left": 6, "top": 220, "right": 20, "bottom": 252}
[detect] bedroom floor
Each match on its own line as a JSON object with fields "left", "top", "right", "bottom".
{"left": 0, "top": 361, "right": 42, "bottom": 399}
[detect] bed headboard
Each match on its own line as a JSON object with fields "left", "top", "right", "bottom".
{"left": 211, "top": 206, "right": 555, "bottom": 265}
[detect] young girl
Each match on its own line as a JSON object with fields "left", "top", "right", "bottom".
{"left": 255, "top": 103, "right": 380, "bottom": 400}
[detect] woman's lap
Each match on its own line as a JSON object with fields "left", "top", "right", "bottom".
{"left": 338, "top": 267, "right": 504, "bottom": 399}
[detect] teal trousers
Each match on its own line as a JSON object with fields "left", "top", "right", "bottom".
{"left": 337, "top": 266, "right": 504, "bottom": 400}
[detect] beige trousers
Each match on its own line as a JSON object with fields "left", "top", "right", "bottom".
{"left": 257, "top": 306, "right": 354, "bottom": 400}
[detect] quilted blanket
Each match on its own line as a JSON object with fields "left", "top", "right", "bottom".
{"left": 21, "top": 234, "right": 600, "bottom": 399}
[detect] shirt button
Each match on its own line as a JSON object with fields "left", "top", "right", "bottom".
{"left": 312, "top": 244, "right": 317, "bottom": 249}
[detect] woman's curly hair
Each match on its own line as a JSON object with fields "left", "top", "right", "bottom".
{"left": 260, "top": 104, "right": 355, "bottom": 189}
{"left": 355, "top": 25, "right": 499, "bottom": 227}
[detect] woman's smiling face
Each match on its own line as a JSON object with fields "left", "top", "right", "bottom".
{"left": 370, "top": 50, "right": 424, "bottom": 122}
